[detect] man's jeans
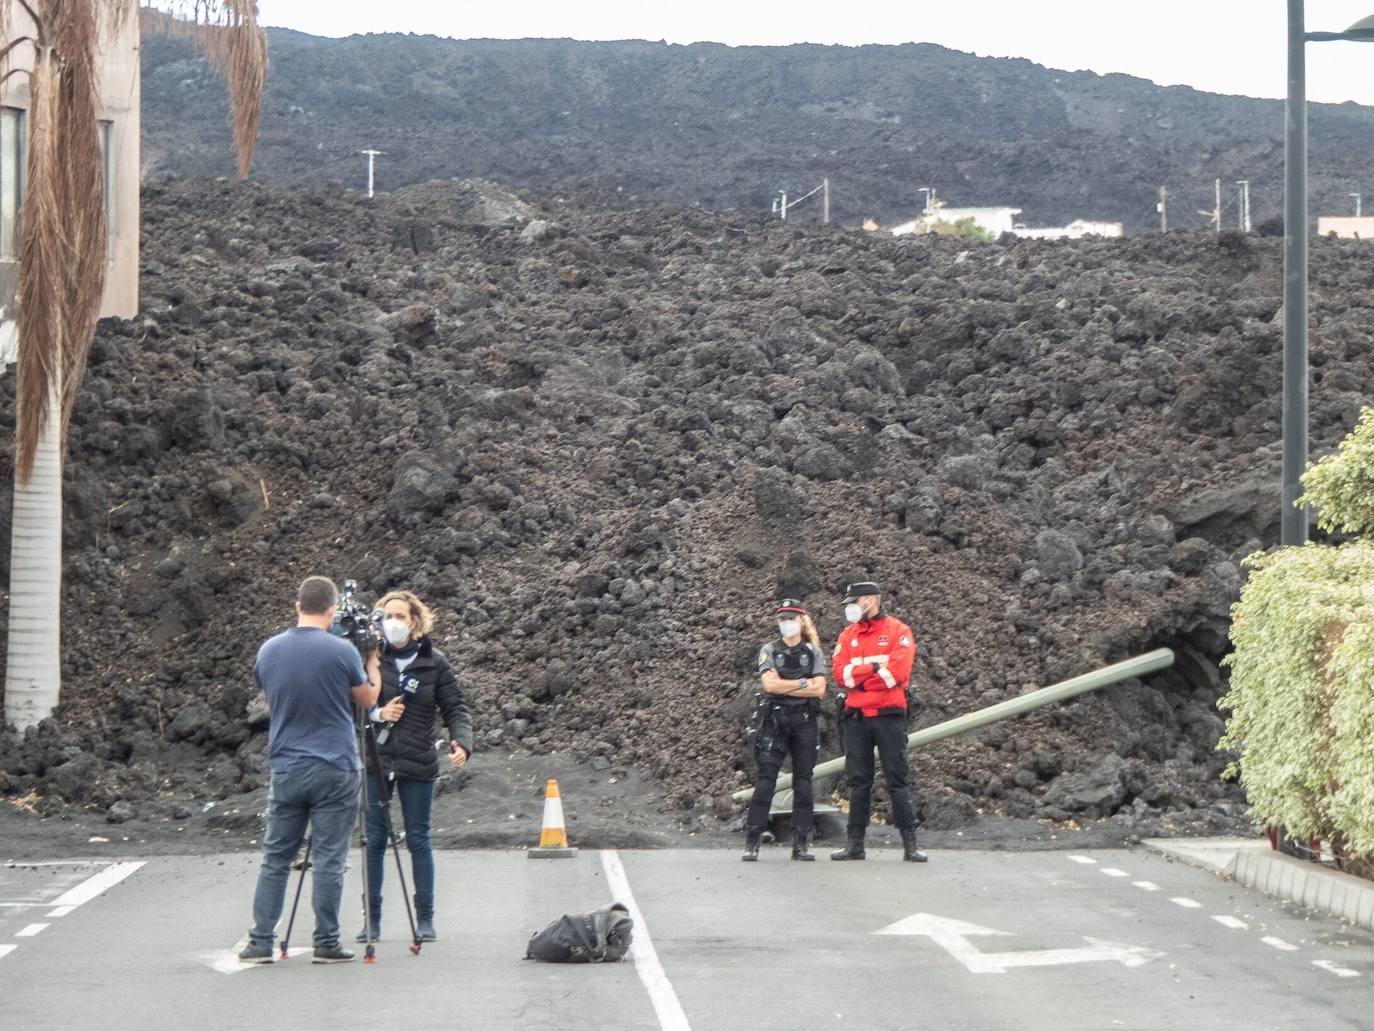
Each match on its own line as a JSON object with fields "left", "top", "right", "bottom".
{"left": 364, "top": 773, "right": 436, "bottom": 901}
{"left": 248, "top": 760, "right": 361, "bottom": 948}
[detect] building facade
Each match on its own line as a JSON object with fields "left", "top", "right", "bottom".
{"left": 1, "top": 8, "right": 140, "bottom": 364}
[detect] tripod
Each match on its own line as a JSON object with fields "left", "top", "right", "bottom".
{"left": 279, "top": 710, "right": 422, "bottom": 961}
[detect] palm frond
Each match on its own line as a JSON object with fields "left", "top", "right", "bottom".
{"left": 141, "top": 1, "right": 268, "bottom": 178}
{"left": 14, "top": 0, "right": 107, "bottom": 482}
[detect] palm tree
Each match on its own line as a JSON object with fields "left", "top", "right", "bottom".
{"left": 1, "top": 1, "right": 266, "bottom": 729}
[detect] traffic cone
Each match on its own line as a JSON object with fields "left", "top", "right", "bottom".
{"left": 528, "top": 779, "right": 578, "bottom": 859}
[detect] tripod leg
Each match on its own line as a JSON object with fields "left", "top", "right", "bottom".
{"left": 280, "top": 835, "right": 312, "bottom": 959}
{"left": 364, "top": 722, "right": 422, "bottom": 955}
{"left": 356, "top": 715, "right": 377, "bottom": 964}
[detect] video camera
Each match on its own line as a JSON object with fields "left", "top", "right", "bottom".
{"left": 332, "top": 579, "right": 383, "bottom": 657}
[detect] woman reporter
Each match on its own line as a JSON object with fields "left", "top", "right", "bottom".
{"left": 742, "top": 599, "right": 827, "bottom": 862}
{"left": 358, "top": 590, "right": 473, "bottom": 943}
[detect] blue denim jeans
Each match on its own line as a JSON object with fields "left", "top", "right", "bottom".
{"left": 249, "top": 760, "right": 362, "bottom": 948}
{"left": 364, "top": 772, "right": 435, "bottom": 902}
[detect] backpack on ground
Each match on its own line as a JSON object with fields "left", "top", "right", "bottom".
{"left": 524, "top": 902, "right": 634, "bottom": 963}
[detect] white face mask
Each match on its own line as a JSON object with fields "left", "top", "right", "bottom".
{"left": 778, "top": 619, "right": 801, "bottom": 639}
{"left": 844, "top": 603, "right": 865, "bottom": 624}
{"left": 383, "top": 617, "right": 411, "bottom": 646}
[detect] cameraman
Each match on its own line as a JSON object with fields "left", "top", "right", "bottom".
{"left": 239, "top": 576, "right": 380, "bottom": 965}
{"left": 359, "top": 590, "right": 473, "bottom": 944}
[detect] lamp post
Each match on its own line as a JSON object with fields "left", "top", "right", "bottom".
{"left": 1282, "top": 4, "right": 1374, "bottom": 548}
{"left": 1350, "top": 191, "right": 1363, "bottom": 217}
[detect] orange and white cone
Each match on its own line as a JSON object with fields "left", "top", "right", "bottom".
{"left": 528, "top": 779, "right": 578, "bottom": 858}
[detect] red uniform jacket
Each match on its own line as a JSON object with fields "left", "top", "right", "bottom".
{"left": 832, "top": 613, "right": 916, "bottom": 716}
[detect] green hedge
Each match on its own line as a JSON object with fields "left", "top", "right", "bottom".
{"left": 1219, "top": 408, "right": 1374, "bottom": 857}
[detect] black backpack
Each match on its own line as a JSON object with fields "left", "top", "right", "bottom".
{"left": 524, "top": 903, "right": 634, "bottom": 963}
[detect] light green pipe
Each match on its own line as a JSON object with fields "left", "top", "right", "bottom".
{"left": 731, "top": 647, "right": 1176, "bottom": 804}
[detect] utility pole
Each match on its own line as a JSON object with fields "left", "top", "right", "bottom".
{"left": 917, "top": 187, "right": 933, "bottom": 215}
{"left": 779, "top": 191, "right": 788, "bottom": 221}
{"left": 1158, "top": 186, "right": 1168, "bottom": 232}
{"left": 1282, "top": 0, "right": 1308, "bottom": 548}
{"left": 1351, "top": 191, "right": 1362, "bottom": 216}
{"left": 1237, "top": 180, "right": 1252, "bottom": 231}
{"left": 361, "top": 149, "right": 383, "bottom": 199}
{"left": 1200, "top": 179, "right": 1222, "bottom": 231}
{"left": 823, "top": 178, "right": 830, "bottom": 224}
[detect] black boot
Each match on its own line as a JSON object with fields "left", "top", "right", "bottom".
{"left": 830, "top": 831, "right": 866, "bottom": 860}
{"left": 741, "top": 827, "right": 762, "bottom": 861}
{"left": 791, "top": 828, "right": 815, "bottom": 861}
{"left": 414, "top": 894, "right": 436, "bottom": 941}
{"left": 900, "top": 826, "right": 928, "bottom": 863}
{"left": 354, "top": 896, "right": 381, "bottom": 942}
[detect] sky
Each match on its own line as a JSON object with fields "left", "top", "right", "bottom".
{"left": 256, "top": 1, "right": 1374, "bottom": 107}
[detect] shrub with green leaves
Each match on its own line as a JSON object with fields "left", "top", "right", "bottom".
{"left": 1220, "top": 406, "right": 1374, "bottom": 857}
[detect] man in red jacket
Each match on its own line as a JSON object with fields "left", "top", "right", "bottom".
{"left": 830, "top": 581, "right": 926, "bottom": 862}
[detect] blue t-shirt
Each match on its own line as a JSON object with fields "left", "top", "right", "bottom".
{"left": 254, "top": 627, "right": 368, "bottom": 773}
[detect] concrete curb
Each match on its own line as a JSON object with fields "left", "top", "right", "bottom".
{"left": 1144, "top": 837, "right": 1374, "bottom": 932}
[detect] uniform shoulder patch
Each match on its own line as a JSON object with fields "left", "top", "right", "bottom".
{"left": 900, "top": 635, "right": 912, "bottom": 647}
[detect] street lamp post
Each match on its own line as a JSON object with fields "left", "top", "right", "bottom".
{"left": 1350, "top": 192, "right": 1363, "bottom": 217}
{"left": 1282, "top": 3, "right": 1374, "bottom": 548}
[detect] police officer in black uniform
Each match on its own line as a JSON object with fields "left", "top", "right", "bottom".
{"left": 742, "top": 599, "right": 827, "bottom": 861}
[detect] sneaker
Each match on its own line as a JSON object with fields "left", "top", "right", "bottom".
{"left": 237, "top": 942, "right": 274, "bottom": 964}
{"left": 311, "top": 944, "right": 356, "bottom": 964}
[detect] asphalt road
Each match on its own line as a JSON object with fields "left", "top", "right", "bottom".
{"left": 3, "top": 845, "right": 1371, "bottom": 1030}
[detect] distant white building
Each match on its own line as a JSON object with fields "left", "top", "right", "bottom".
{"left": 1317, "top": 216, "right": 1374, "bottom": 240}
{"left": 1011, "top": 219, "right": 1125, "bottom": 241}
{"left": 890, "top": 206, "right": 1023, "bottom": 238}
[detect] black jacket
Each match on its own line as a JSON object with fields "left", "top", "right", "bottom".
{"left": 368, "top": 638, "right": 474, "bottom": 782}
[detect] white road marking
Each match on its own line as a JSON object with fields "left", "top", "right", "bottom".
{"left": 1067, "top": 855, "right": 1097, "bottom": 865}
{"left": 1212, "top": 916, "right": 1248, "bottom": 930}
{"left": 0, "top": 945, "right": 15, "bottom": 961}
{"left": 1132, "top": 882, "right": 1161, "bottom": 891}
{"left": 1262, "top": 936, "right": 1299, "bottom": 952}
{"left": 1100, "top": 868, "right": 1129, "bottom": 877}
{"left": 15, "top": 924, "right": 48, "bottom": 937}
{"left": 194, "top": 935, "right": 308, "bottom": 974}
{"left": 1312, "top": 960, "right": 1360, "bottom": 978}
{"left": 45, "top": 906, "right": 76, "bottom": 918}
{"left": 874, "top": 913, "right": 1163, "bottom": 974}
{"left": 48, "top": 862, "right": 144, "bottom": 908}
{"left": 600, "top": 850, "right": 692, "bottom": 1031}
{"left": 1170, "top": 897, "right": 1202, "bottom": 909}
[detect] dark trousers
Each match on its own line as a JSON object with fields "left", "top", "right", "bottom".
{"left": 364, "top": 772, "right": 436, "bottom": 903}
{"left": 842, "top": 712, "right": 917, "bottom": 833}
{"left": 746, "top": 704, "right": 818, "bottom": 835}
{"left": 249, "top": 761, "right": 362, "bottom": 948}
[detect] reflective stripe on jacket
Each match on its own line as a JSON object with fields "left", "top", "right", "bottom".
{"left": 831, "top": 614, "right": 916, "bottom": 716}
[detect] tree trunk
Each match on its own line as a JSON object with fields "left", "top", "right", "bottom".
{"left": 5, "top": 383, "right": 63, "bottom": 730}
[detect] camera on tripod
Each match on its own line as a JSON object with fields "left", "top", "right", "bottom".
{"left": 331, "top": 579, "right": 383, "bottom": 657}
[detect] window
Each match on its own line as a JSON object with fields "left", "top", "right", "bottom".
{"left": 1, "top": 106, "right": 26, "bottom": 261}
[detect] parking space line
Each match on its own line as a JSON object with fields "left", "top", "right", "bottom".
{"left": 45, "top": 906, "right": 76, "bottom": 919}
{"left": 1261, "top": 936, "right": 1299, "bottom": 952}
{"left": 1067, "top": 855, "right": 1097, "bottom": 865}
{"left": 1312, "top": 960, "right": 1360, "bottom": 978}
{"left": 47, "top": 862, "right": 144, "bottom": 909}
{"left": 1132, "top": 881, "right": 1160, "bottom": 891}
{"left": 1100, "top": 868, "right": 1129, "bottom": 877}
{"left": 1169, "top": 897, "right": 1202, "bottom": 909}
{"left": 600, "top": 850, "right": 691, "bottom": 1031}
{"left": 0, "top": 945, "right": 15, "bottom": 961}
{"left": 15, "top": 924, "right": 48, "bottom": 938}
{"left": 1212, "top": 916, "right": 1247, "bottom": 930}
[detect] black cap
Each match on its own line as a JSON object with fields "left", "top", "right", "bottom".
{"left": 775, "top": 598, "right": 808, "bottom": 616}
{"left": 843, "top": 581, "right": 881, "bottom": 602}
